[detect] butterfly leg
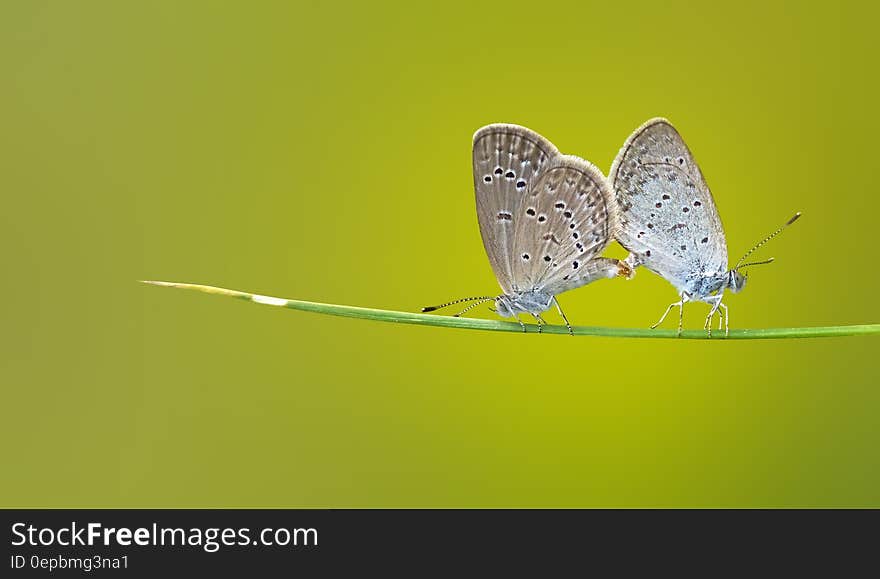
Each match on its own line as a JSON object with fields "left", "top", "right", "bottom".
{"left": 703, "top": 301, "right": 717, "bottom": 337}
{"left": 677, "top": 294, "right": 685, "bottom": 337}
{"left": 531, "top": 314, "right": 545, "bottom": 334}
{"left": 650, "top": 301, "right": 679, "bottom": 329}
{"left": 718, "top": 302, "right": 729, "bottom": 337}
{"left": 552, "top": 296, "right": 574, "bottom": 336}
{"left": 651, "top": 292, "right": 687, "bottom": 336}
{"left": 703, "top": 296, "right": 724, "bottom": 337}
{"left": 512, "top": 313, "right": 527, "bottom": 333}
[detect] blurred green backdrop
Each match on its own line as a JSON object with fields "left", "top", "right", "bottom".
{"left": 2, "top": 1, "right": 878, "bottom": 507}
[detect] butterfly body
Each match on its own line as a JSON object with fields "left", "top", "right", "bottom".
{"left": 494, "top": 256, "right": 625, "bottom": 319}
{"left": 494, "top": 290, "right": 554, "bottom": 318}
{"left": 677, "top": 267, "right": 741, "bottom": 299}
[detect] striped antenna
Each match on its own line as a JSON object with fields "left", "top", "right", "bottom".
{"left": 453, "top": 298, "right": 495, "bottom": 317}
{"left": 737, "top": 257, "right": 775, "bottom": 270}
{"left": 734, "top": 212, "right": 801, "bottom": 271}
{"left": 421, "top": 296, "right": 494, "bottom": 313}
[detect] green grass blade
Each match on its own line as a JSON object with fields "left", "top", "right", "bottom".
{"left": 140, "top": 280, "right": 880, "bottom": 340}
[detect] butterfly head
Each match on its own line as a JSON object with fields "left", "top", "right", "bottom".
{"left": 727, "top": 270, "right": 747, "bottom": 293}
{"left": 493, "top": 296, "right": 515, "bottom": 318}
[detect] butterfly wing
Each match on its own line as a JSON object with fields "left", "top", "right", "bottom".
{"left": 511, "top": 155, "right": 619, "bottom": 295}
{"left": 473, "top": 124, "right": 561, "bottom": 294}
{"left": 609, "top": 118, "right": 728, "bottom": 290}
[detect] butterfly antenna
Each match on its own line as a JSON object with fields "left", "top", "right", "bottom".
{"left": 734, "top": 212, "right": 801, "bottom": 271}
{"left": 737, "top": 257, "right": 775, "bottom": 270}
{"left": 421, "top": 296, "right": 494, "bottom": 313}
{"left": 453, "top": 297, "right": 495, "bottom": 317}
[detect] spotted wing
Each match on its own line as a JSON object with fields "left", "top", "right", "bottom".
{"left": 609, "top": 118, "right": 728, "bottom": 290}
{"left": 511, "top": 155, "right": 618, "bottom": 294}
{"left": 473, "top": 124, "right": 560, "bottom": 294}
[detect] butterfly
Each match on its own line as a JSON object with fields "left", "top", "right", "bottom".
{"left": 609, "top": 117, "right": 800, "bottom": 336}
{"left": 423, "top": 124, "right": 630, "bottom": 334}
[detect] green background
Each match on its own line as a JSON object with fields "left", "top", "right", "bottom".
{"left": 2, "top": 1, "right": 877, "bottom": 507}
